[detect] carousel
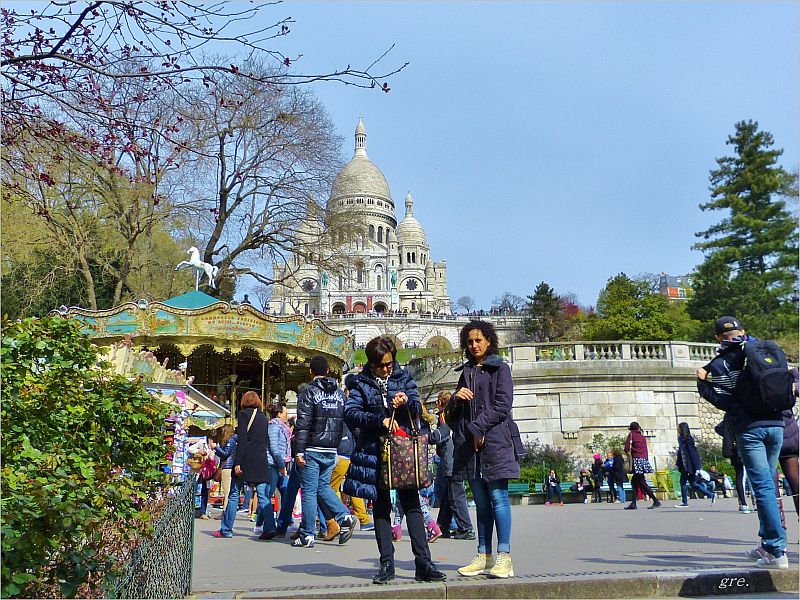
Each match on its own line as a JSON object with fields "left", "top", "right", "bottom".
{"left": 53, "top": 289, "right": 356, "bottom": 416}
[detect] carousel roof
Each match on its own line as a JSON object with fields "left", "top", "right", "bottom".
{"left": 163, "top": 290, "right": 218, "bottom": 309}
{"left": 52, "top": 293, "right": 356, "bottom": 369}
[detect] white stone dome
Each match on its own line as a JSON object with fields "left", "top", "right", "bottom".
{"left": 330, "top": 157, "right": 391, "bottom": 202}
{"left": 329, "top": 120, "right": 392, "bottom": 206}
{"left": 396, "top": 192, "right": 428, "bottom": 247}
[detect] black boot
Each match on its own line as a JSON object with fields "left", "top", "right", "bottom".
{"left": 648, "top": 500, "right": 662, "bottom": 509}
{"left": 372, "top": 562, "right": 395, "bottom": 585}
{"left": 624, "top": 503, "right": 637, "bottom": 510}
{"left": 415, "top": 562, "right": 447, "bottom": 582}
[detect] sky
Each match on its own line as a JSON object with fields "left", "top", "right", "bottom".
{"left": 255, "top": 1, "right": 798, "bottom": 309}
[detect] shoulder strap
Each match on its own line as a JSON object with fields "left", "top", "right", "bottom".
{"left": 246, "top": 409, "right": 257, "bottom": 432}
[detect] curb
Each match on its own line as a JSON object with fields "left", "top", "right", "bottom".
{"left": 190, "top": 567, "right": 799, "bottom": 599}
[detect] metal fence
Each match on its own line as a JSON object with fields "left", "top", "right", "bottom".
{"left": 104, "top": 476, "right": 195, "bottom": 599}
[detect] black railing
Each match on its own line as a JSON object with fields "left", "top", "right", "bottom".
{"left": 104, "top": 477, "right": 195, "bottom": 599}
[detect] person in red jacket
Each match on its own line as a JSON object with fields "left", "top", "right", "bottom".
{"left": 623, "top": 422, "right": 661, "bottom": 510}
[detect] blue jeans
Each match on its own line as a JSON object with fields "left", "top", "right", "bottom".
{"left": 242, "top": 483, "right": 253, "bottom": 511}
{"left": 255, "top": 466, "right": 281, "bottom": 531}
{"left": 469, "top": 477, "right": 511, "bottom": 554}
{"left": 277, "top": 462, "right": 301, "bottom": 532}
{"left": 220, "top": 476, "right": 244, "bottom": 536}
{"left": 736, "top": 426, "right": 785, "bottom": 557}
{"left": 615, "top": 483, "right": 626, "bottom": 503}
{"left": 680, "top": 472, "right": 714, "bottom": 504}
{"left": 220, "top": 476, "right": 273, "bottom": 536}
{"left": 297, "top": 451, "right": 349, "bottom": 538}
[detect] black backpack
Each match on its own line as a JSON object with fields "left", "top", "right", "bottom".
{"left": 735, "top": 340, "right": 796, "bottom": 416}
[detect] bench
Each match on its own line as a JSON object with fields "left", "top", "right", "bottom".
{"left": 507, "top": 482, "right": 531, "bottom": 505}
{"left": 600, "top": 479, "right": 663, "bottom": 501}
{"left": 531, "top": 482, "right": 585, "bottom": 505}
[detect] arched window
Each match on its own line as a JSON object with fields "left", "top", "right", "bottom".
{"left": 377, "top": 275, "right": 382, "bottom": 290}
{"left": 356, "top": 261, "right": 364, "bottom": 284}
{"left": 338, "top": 274, "right": 344, "bottom": 289}
{"left": 406, "top": 252, "right": 411, "bottom": 264}
{"left": 304, "top": 303, "right": 309, "bottom": 315}
{"left": 377, "top": 227, "right": 383, "bottom": 243}
{"left": 411, "top": 302, "right": 416, "bottom": 311}
{"left": 369, "top": 224, "right": 375, "bottom": 239}
{"left": 412, "top": 252, "right": 416, "bottom": 264}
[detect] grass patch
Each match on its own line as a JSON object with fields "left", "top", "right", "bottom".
{"left": 352, "top": 347, "right": 444, "bottom": 366}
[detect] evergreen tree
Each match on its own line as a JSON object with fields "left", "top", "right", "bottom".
{"left": 689, "top": 120, "right": 798, "bottom": 341}
{"left": 524, "top": 282, "right": 563, "bottom": 341}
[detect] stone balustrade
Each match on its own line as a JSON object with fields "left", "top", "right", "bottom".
{"left": 410, "top": 340, "right": 723, "bottom": 468}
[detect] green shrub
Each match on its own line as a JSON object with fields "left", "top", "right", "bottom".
{"left": 1, "top": 317, "right": 172, "bottom": 598}
{"left": 583, "top": 432, "right": 626, "bottom": 455}
{"left": 513, "top": 439, "right": 578, "bottom": 486}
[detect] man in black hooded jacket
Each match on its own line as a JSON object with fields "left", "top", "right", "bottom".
{"left": 292, "top": 355, "right": 357, "bottom": 548}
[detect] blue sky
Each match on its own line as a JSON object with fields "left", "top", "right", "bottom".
{"left": 264, "top": 1, "right": 798, "bottom": 309}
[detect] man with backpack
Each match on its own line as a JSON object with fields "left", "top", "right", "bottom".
{"left": 292, "top": 355, "right": 357, "bottom": 548}
{"left": 697, "top": 316, "right": 795, "bottom": 570}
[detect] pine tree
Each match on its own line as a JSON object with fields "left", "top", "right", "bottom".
{"left": 689, "top": 120, "right": 798, "bottom": 340}
{"left": 523, "top": 282, "right": 564, "bottom": 342}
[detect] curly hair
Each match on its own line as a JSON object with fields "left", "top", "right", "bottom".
{"left": 459, "top": 320, "right": 499, "bottom": 359}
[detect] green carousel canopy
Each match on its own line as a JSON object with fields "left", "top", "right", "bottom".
{"left": 53, "top": 292, "right": 355, "bottom": 369}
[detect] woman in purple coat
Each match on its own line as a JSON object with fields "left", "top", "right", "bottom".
{"left": 447, "top": 320, "right": 523, "bottom": 579}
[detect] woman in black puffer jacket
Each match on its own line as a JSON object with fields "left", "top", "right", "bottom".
{"left": 344, "top": 336, "right": 445, "bottom": 585}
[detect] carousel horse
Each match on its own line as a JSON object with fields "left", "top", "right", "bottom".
{"left": 175, "top": 247, "right": 219, "bottom": 290}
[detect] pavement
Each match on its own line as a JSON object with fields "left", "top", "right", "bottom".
{"left": 190, "top": 497, "right": 799, "bottom": 598}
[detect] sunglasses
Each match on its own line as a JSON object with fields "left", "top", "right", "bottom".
{"left": 373, "top": 360, "right": 393, "bottom": 369}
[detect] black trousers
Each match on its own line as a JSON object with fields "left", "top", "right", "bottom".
{"left": 436, "top": 477, "right": 473, "bottom": 532}
{"left": 630, "top": 474, "right": 656, "bottom": 504}
{"left": 374, "top": 487, "right": 431, "bottom": 569}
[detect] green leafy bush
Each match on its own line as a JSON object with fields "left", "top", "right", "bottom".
{"left": 513, "top": 439, "right": 578, "bottom": 486}
{"left": 1, "top": 317, "right": 172, "bottom": 598}
{"left": 583, "top": 433, "right": 626, "bottom": 455}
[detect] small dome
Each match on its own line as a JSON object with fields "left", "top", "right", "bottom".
{"left": 396, "top": 192, "right": 428, "bottom": 247}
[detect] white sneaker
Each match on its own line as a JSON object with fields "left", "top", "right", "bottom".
{"left": 739, "top": 505, "right": 752, "bottom": 513}
{"left": 674, "top": 504, "right": 689, "bottom": 508}
{"left": 488, "top": 553, "right": 514, "bottom": 578}
{"left": 253, "top": 525, "right": 263, "bottom": 534}
{"left": 745, "top": 546, "right": 769, "bottom": 561}
{"left": 458, "top": 553, "right": 494, "bottom": 577}
{"left": 755, "top": 552, "right": 789, "bottom": 570}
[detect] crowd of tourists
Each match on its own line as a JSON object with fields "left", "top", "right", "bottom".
{"left": 193, "top": 315, "right": 796, "bottom": 584}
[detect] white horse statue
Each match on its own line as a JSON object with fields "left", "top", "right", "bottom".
{"left": 175, "top": 246, "right": 219, "bottom": 290}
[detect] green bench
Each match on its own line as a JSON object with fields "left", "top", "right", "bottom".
{"left": 507, "top": 482, "right": 530, "bottom": 504}
{"left": 532, "top": 482, "right": 585, "bottom": 504}
{"left": 600, "top": 480, "right": 660, "bottom": 501}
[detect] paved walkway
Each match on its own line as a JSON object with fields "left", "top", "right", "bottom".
{"left": 191, "top": 497, "right": 798, "bottom": 598}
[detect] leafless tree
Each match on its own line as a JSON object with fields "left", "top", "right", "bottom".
{"left": 2, "top": 1, "right": 407, "bottom": 176}
{"left": 456, "top": 295, "right": 475, "bottom": 313}
{"left": 172, "top": 62, "right": 362, "bottom": 289}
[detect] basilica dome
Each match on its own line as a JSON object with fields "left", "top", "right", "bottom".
{"left": 329, "top": 120, "right": 392, "bottom": 207}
